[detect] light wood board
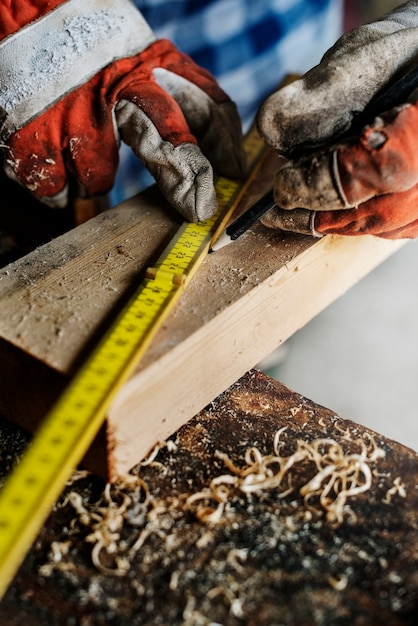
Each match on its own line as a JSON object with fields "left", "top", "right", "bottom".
{"left": 0, "top": 152, "right": 406, "bottom": 478}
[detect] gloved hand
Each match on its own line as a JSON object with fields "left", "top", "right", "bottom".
{"left": 256, "top": 1, "right": 418, "bottom": 239}
{"left": 0, "top": 0, "right": 246, "bottom": 222}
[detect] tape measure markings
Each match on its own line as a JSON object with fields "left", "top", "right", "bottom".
{"left": 0, "top": 125, "right": 268, "bottom": 599}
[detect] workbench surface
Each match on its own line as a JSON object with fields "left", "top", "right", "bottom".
{"left": 0, "top": 370, "right": 417, "bottom": 625}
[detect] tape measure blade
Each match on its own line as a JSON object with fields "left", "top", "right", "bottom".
{"left": 0, "top": 268, "right": 189, "bottom": 598}
{"left": 0, "top": 124, "right": 267, "bottom": 599}
{"left": 0, "top": 431, "right": 80, "bottom": 598}
{"left": 0, "top": 292, "right": 171, "bottom": 598}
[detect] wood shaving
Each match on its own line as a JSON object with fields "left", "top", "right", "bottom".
{"left": 49, "top": 423, "right": 390, "bottom": 581}
{"left": 383, "top": 476, "right": 407, "bottom": 503}
{"left": 4, "top": 371, "right": 414, "bottom": 626}
{"left": 65, "top": 473, "right": 151, "bottom": 576}
{"left": 187, "top": 428, "right": 385, "bottom": 527}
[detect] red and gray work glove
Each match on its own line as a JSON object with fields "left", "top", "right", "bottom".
{"left": 0, "top": 0, "right": 246, "bottom": 222}
{"left": 256, "top": 1, "right": 418, "bottom": 239}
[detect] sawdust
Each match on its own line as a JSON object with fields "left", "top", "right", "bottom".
{"left": 36, "top": 418, "right": 396, "bottom": 585}
{"left": 1, "top": 369, "right": 417, "bottom": 625}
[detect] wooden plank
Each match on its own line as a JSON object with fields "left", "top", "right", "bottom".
{"left": 0, "top": 151, "right": 405, "bottom": 478}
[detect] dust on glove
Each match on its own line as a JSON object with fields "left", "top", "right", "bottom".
{"left": 256, "top": 1, "right": 418, "bottom": 239}
{"left": 0, "top": 0, "right": 246, "bottom": 222}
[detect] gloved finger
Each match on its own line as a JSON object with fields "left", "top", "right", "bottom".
{"left": 261, "top": 206, "right": 318, "bottom": 236}
{"left": 262, "top": 183, "right": 418, "bottom": 240}
{"left": 3, "top": 78, "right": 119, "bottom": 207}
{"left": 2, "top": 161, "right": 70, "bottom": 209}
{"left": 272, "top": 102, "right": 418, "bottom": 212}
{"left": 106, "top": 41, "right": 246, "bottom": 221}
{"left": 110, "top": 40, "right": 246, "bottom": 197}
{"left": 115, "top": 96, "right": 217, "bottom": 222}
{"left": 3, "top": 119, "right": 71, "bottom": 208}
{"left": 314, "top": 183, "right": 418, "bottom": 239}
{"left": 256, "top": 3, "right": 418, "bottom": 156}
{"left": 126, "top": 39, "right": 246, "bottom": 179}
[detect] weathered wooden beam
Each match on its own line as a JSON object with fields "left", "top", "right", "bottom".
{"left": 0, "top": 152, "right": 405, "bottom": 478}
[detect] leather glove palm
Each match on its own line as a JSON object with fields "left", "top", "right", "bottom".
{"left": 256, "top": 1, "right": 418, "bottom": 239}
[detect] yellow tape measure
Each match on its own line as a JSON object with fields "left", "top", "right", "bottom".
{"left": 0, "top": 125, "right": 268, "bottom": 599}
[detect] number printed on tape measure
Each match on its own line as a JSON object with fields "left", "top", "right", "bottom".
{"left": 0, "top": 123, "right": 268, "bottom": 600}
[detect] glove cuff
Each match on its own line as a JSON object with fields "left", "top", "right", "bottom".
{"left": 0, "top": 0, "right": 156, "bottom": 138}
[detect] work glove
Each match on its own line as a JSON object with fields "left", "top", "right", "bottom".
{"left": 0, "top": 0, "right": 246, "bottom": 222}
{"left": 256, "top": 1, "right": 418, "bottom": 239}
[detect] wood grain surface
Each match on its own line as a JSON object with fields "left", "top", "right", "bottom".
{"left": 0, "top": 150, "right": 405, "bottom": 477}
